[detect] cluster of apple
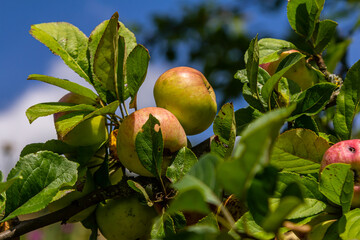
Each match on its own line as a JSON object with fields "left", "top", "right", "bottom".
{"left": 52, "top": 66, "right": 217, "bottom": 239}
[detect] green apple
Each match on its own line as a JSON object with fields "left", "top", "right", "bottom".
{"left": 47, "top": 171, "right": 96, "bottom": 223}
{"left": 153, "top": 66, "right": 217, "bottom": 135}
{"left": 116, "top": 107, "right": 187, "bottom": 177}
{"left": 96, "top": 197, "right": 157, "bottom": 240}
{"left": 260, "top": 50, "right": 317, "bottom": 90}
{"left": 54, "top": 92, "right": 108, "bottom": 148}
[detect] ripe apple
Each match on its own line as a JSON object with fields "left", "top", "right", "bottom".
{"left": 320, "top": 139, "right": 360, "bottom": 207}
{"left": 116, "top": 107, "right": 187, "bottom": 177}
{"left": 153, "top": 66, "right": 217, "bottom": 135}
{"left": 54, "top": 92, "right": 108, "bottom": 148}
{"left": 96, "top": 197, "right": 157, "bottom": 240}
{"left": 260, "top": 50, "right": 316, "bottom": 90}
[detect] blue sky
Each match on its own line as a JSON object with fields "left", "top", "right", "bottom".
{"left": 0, "top": 0, "right": 359, "bottom": 175}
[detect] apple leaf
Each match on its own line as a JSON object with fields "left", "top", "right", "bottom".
{"left": 339, "top": 208, "right": 360, "bottom": 239}
{"left": 261, "top": 52, "right": 305, "bottom": 106}
{"left": 126, "top": 44, "right": 150, "bottom": 106}
{"left": 234, "top": 106, "right": 262, "bottom": 135}
{"left": 231, "top": 212, "right": 275, "bottom": 240}
{"left": 246, "top": 35, "right": 260, "bottom": 96}
{"left": 135, "top": 114, "right": 163, "bottom": 178}
{"left": 217, "top": 105, "right": 296, "bottom": 198}
{"left": 294, "top": 115, "right": 319, "bottom": 134}
{"left": 27, "top": 74, "right": 98, "bottom": 101}
{"left": 333, "top": 59, "right": 360, "bottom": 140}
{"left": 30, "top": 22, "right": 90, "bottom": 83}
{"left": 258, "top": 38, "right": 296, "bottom": 64}
{"left": 93, "top": 12, "right": 119, "bottom": 93}
{"left": 270, "top": 128, "right": 330, "bottom": 174}
{"left": 211, "top": 103, "right": 236, "bottom": 159}
{"left": 20, "top": 140, "right": 74, "bottom": 157}
{"left": 127, "top": 180, "right": 153, "bottom": 207}
{"left": 26, "top": 102, "right": 96, "bottom": 123}
{"left": 151, "top": 213, "right": 176, "bottom": 239}
{"left": 324, "top": 39, "right": 351, "bottom": 73}
{"left": 313, "top": 19, "right": 338, "bottom": 53}
{"left": 4, "top": 151, "right": 78, "bottom": 221}
{"left": 289, "top": 83, "right": 337, "bottom": 120}
{"left": 287, "top": 0, "right": 324, "bottom": 40}
{"left": 166, "top": 147, "right": 198, "bottom": 183}
{"left": 319, "top": 163, "right": 354, "bottom": 213}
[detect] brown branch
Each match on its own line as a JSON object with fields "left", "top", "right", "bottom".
{"left": 0, "top": 179, "right": 134, "bottom": 240}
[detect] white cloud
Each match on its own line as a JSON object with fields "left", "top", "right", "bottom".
{"left": 0, "top": 58, "right": 168, "bottom": 176}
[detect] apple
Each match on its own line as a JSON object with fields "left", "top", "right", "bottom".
{"left": 116, "top": 107, "right": 187, "bottom": 177}
{"left": 260, "top": 50, "right": 316, "bottom": 90}
{"left": 320, "top": 139, "right": 360, "bottom": 207}
{"left": 54, "top": 92, "right": 108, "bottom": 148}
{"left": 153, "top": 66, "right": 217, "bottom": 135}
{"left": 47, "top": 171, "right": 96, "bottom": 223}
{"left": 96, "top": 197, "right": 157, "bottom": 240}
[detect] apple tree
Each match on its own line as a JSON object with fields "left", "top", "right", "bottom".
{"left": 0, "top": 0, "right": 360, "bottom": 239}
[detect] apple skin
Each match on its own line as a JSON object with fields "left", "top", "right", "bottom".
{"left": 320, "top": 139, "right": 360, "bottom": 207}
{"left": 116, "top": 107, "right": 187, "bottom": 177}
{"left": 96, "top": 197, "right": 157, "bottom": 240}
{"left": 54, "top": 93, "right": 108, "bottom": 148}
{"left": 260, "top": 50, "right": 316, "bottom": 91}
{"left": 153, "top": 66, "right": 217, "bottom": 135}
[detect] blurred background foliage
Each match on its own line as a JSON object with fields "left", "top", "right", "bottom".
{"left": 142, "top": 0, "right": 360, "bottom": 105}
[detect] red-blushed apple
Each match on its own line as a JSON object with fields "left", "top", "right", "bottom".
{"left": 320, "top": 139, "right": 360, "bottom": 207}
{"left": 260, "top": 50, "right": 317, "bottom": 91}
{"left": 153, "top": 66, "right": 217, "bottom": 135}
{"left": 116, "top": 107, "right": 187, "bottom": 177}
{"left": 96, "top": 197, "right": 157, "bottom": 240}
{"left": 54, "top": 93, "right": 108, "bottom": 148}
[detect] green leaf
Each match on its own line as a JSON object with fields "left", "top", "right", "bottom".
{"left": 287, "top": 0, "right": 325, "bottom": 40}
{"left": 262, "top": 52, "right": 305, "bottom": 106}
{"left": 234, "top": 106, "right": 262, "bottom": 135}
{"left": 290, "top": 83, "right": 337, "bottom": 120}
{"left": 324, "top": 39, "right": 351, "bottom": 73}
{"left": 30, "top": 22, "right": 90, "bottom": 83}
{"left": 26, "top": 102, "right": 96, "bottom": 123}
{"left": 166, "top": 147, "right": 198, "bottom": 183}
{"left": 27, "top": 74, "right": 98, "bottom": 101}
{"left": 294, "top": 115, "right": 319, "bottom": 134}
{"left": 151, "top": 213, "right": 176, "bottom": 239}
{"left": 0, "top": 171, "right": 22, "bottom": 195}
{"left": 127, "top": 180, "right": 153, "bottom": 207}
{"left": 135, "top": 114, "right": 163, "bottom": 178}
{"left": 218, "top": 105, "right": 296, "bottom": 198}
{"left": 232, "top": 212, "right": 274, "bottom": 240}
{"left": 4, "top": 151, "right": 78, "bottom": 221}
{"left": 93, "top": 12, "right": 119, "bottom": 92}
{"left": 211, "top": 103, "right": 236, "bottom": 159}
{"left": 246, "top": 36, "right": 260, "bottom": 95}
{"left": 270, "top": 129, "right": 330, "bottom": 174}
{"left": 20, "top": 140, "right": 74, "bottom": 157}
{"left": 313, "top": 20, "right": 338, "bottom": 53}
{"left": 339, "top": 208, "right": 360, "bottom": 239}
{"left": 126, "top": 44, "right": 150, "bottom": 104}
{"left": 258, "top": 38, "right": 296, "bottom": 64}
{"left": 334, "top": 59, "right": 360, "bottom": 140}
{"left": 319, "top": 163, "right": 354, "bottom": 213}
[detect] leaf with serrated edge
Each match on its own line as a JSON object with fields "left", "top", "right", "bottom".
{"left": 4, "top": 151, "right": 78, "bottom": 221}
{"left": 166, "top": 147, "right": 197, "bottom": 183}
{"left": 127, "top": 180, "right": 153, "bottom": 206}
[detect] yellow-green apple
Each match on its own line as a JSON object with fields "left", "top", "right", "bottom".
{"left": 54, "top": 92, "right": 108, "bottom": 148}
{"left": 260, "top": 50, "right": 317, "bottom": 90}
{"left": 153, "top": 66, "right": 217, "bottom": 135}
{"left": 320, "top": 139, "right": 360, "bottom": 207}
{"left": 96, "top": 197, "right": 157, "bottom": 240}
{"left": 47, "top": 171, "right": 96, "bottom": 223}
{"left": 116, "top": 107, "right": 187, "bottom": 177}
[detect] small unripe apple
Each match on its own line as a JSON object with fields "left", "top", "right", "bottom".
{"left": 54, "top": 93, "right": 108, "bottom": 148}
{"left": 153, "top": 66, "right": 217, "bottom": 135}
{"left": 260, "top": 50, "right": 316, "bottom": 90}
{"left": 96, "top": 197, "right": 157, "bottom": 240}
{"left": 116, "top": 107, "right": 187, "bottom": 177}
{"left": 320, "top": 139, "right": 360, "bottom": 207}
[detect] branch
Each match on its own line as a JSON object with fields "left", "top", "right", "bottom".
{"left": 0, "top": 179, "right": 133, "bottom": 240}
